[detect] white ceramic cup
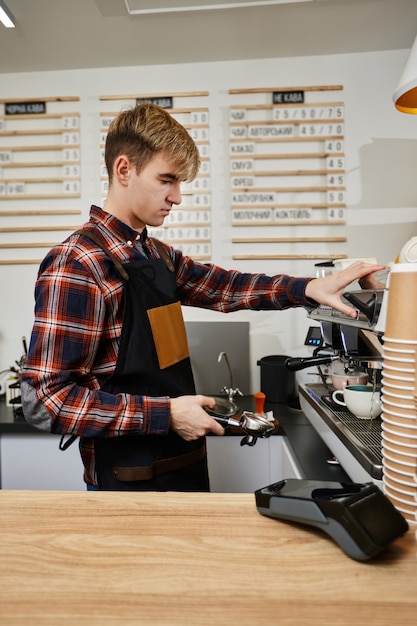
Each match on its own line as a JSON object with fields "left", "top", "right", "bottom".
{"left": 330, "top": 370, "right": 368, "bottom": 390}
{"left": 332, "top": 384, "right": 382, "bottom": 419}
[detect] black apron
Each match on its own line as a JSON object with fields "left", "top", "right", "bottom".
{"left": 77, "top": 230, "right": 209, "bottom": 492}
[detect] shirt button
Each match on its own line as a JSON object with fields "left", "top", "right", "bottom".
{"left": 127, "top": 240, "right": 133, "bottom": 246}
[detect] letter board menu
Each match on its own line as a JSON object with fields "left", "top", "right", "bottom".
{"left": 0, "top": 96, "right": 82, "bottom": 265}
{"left": 228, "top": 85, "right": 348, "bottom": 262}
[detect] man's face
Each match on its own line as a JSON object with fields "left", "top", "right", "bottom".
{"left": 124, "top": 152, "right": 183, "bottom": 230}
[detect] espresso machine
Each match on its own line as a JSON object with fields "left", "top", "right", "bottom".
{"left": 286, "top": 287, "right": 387, "bottom": 486}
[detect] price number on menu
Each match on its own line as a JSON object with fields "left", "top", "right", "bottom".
{"left": 63, "top": 181, "right": 80, "bottom": 194}
{"left": 167, "top": 227, "right": 211, "bottom": 241}
{"left": 326, "top": 156, "right": 344, "bottom": 170}
{"left": 191, "top": 177, "right": 210, "bottom": 191}
{"left": 196, "top": 143, "right": 210, "bottom": 158}
{"left": 273, "top": 105, "right": 344, "bottom": 121}
{"left": 6, "top": 182, "right": 26, "bottom": 195}
{"left": 299, "top": 123, "right": 344, "bottom": 137}
{"left": 325, "top": 139, "right": 344, "bottom": 152}
{"left": 190, "top": 111, "right": 209, "bottom": 124}
{"left": 174, "top": 242, "right": 211, "bottom": 257}
{"left": 200, "top": 161, "right": 210, "bottom": 174}
{"left": 327, "top": 207, "right": 345, "bottom": 221}
{"left": 62, "top": 116, "right": 79, "bottom": 129}
{"left": 192, "top": 194, "right": 210, "bottom": 207}
{"left": 327, "top": 173, "right": 345, "bottom": 187}
{"left": 63, "top": 164, "right": 80, "bottom": 177}
{"left": 0, "top": 151, "right": 12, "bottom": 163}
{"left": 63, "top": 148, "right": 80, "bottom": 161}
{"left": 188, "top": 127, "right": 209, "bottom": 142}
{"left": 63, "top": 132, "right": 80, "bottom": 145}
{"left": 326, "top": 190, "right": 346, "bottom": 204}
{"left": 166, "top": 210, "right": 210, "bottom": 225}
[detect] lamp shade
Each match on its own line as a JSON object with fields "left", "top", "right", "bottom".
{"left": 393, "top": 35, "right": 417, "bottom": 114}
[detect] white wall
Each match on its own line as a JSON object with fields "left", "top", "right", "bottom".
{"left": 1, "top": 49, "right": 416, "bottom": 392}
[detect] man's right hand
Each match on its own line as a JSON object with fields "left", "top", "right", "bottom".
{"left": 169, "top": 395, "right": 225, "bottom": 441}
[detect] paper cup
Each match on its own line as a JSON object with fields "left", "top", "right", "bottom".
{"left": 381, "top": 438, "right": 417, "bottom": 463}
{"left": 382, "top": 434, "right": 417, "bottom": 457}
{"left": 381, "top": 387, "right": 415, "bottom": 401}
{"left": 382, "top": 407, "right": 417, "bottom": 425}
{"left": 382, "top": 396, "right": 416, "bottom": 419}
{"left": 383, "top": 490, "right": 417, "bottom": 520}
{"left": 382, "top": 451, "right": 417, "bottom": 476}
{"left": 384, "top": 265, "right": 417, "bottom": 340}
{"left": 384, "top": 472, "right": 417, "bottom": 493}
{"left": 383, "top": 342, "right": 417, "bottom": 355}
{"left": 383, "top": 463, "right": 417, "bottom": 484}
{"left": 382, "top": 401, "right": 416, "bottom": 416}
{"left": 384, "top": 337, "right": 417, "bottom": 345}
{"left": 382, "top": 358, "right": 416, "bottom": 376}
{"left": 383, "top": 354, "right": 416, "bottom": 364}
{"left": 383, "top": 477, "right": 417, "bottom": 504}
{"left": 382, "top": 413, "right": 417, "bottom": 424}
{"left": 381, "top": 377, "right": 414, "bottom": 391}
{"left": 382, "top": 368, "right": 415, "bottom": 382}
{"left": 383, "top": 464, "right": 417, "bottom": 487}
{"left": 383, "top": 392, "right": 416, "bottom": 409}
{"left": 382, "top": 423, "right": 417, "bottom": 445}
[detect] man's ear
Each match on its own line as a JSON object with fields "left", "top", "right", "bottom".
{"left": 113, "top": 155, "right": 132, "bottom": 186}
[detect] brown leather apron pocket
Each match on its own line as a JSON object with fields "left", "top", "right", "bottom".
{"left": 147, "top": 300, "right": 189, "bottom": 369}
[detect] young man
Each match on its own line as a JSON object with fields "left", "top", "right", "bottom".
{"left": 21, "top": 103, "right": 385, "bottom": 491}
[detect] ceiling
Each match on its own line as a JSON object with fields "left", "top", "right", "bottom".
{"left": 0, "top": 0, "right": 416, "bottom": 74}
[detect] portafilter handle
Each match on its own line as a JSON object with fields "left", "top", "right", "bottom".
{"left": 284, "top": 354, "right": 339, "bottom": 372}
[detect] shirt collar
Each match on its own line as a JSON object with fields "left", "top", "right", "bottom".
{"left": 90, "top": 205, "right": 148, "bottom": 246}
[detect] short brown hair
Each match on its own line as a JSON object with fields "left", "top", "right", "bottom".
{"left": 105, "top": 102, "right": 201, "bottom": 185}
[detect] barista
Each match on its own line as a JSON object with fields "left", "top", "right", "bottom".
{"left": 20, "top": 103, "right": 386, "bottom": 491}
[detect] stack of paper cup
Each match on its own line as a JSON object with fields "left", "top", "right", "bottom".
{"left": 382, "top": 264, "right": 417, "bottom": 527}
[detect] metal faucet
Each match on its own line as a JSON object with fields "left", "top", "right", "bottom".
{"left": 218, "top": 351, "right": 243, "bottom": 402}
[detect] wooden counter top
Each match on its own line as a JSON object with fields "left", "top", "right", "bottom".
{"left": 0, "top": 490, "right": 415, "bottom": 625}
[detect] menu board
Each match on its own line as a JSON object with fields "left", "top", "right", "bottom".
{"left": 0, "top": 96, "right": 82, "bottom": 265}
{"left": 99, "top": 92, "right": 212, "bottom": 260}
{"left": 228, "top": 85, "right": 348, "bottom": 261}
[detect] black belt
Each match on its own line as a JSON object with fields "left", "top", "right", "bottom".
{"left": 111, "top": 442, "right": 206, "bottom": 482}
